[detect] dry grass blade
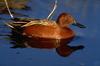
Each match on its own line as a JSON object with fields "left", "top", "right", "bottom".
{"left": 5, "top": 22, "right": 15, "bottom": 28}
{"left": 47, "top": 0, "right": 57, "bottom": 20}
{"left": 4, "top": 0, "right": 14, "bottom": 19}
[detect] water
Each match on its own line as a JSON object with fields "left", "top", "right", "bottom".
{"left": 0, "top": 0, "right": 100, "bottom": 66}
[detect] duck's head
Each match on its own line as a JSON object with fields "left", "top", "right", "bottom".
{"left": 56, "top": 13, "right": 86, "bottom": 28}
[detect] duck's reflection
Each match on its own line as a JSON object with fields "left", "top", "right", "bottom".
{"left": 9, "top": 30, "right": 84, "bottom": 57}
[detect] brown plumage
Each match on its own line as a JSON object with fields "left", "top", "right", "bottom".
{"left": 23, "top": 13, "right": 76, "bottom": 40}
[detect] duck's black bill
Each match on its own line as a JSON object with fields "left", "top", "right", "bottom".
{"left": 72, "top": 22, "right": 86, "bottom": 28}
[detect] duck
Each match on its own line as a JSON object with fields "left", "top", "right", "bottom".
{"left": 22, "top": 12, "right": 85, "bottom": 40}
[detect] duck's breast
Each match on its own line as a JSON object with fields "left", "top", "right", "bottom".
{"left": 23, "top": 25, "right": 75, "bottom": 39}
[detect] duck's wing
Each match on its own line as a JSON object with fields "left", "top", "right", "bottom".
{"left": 22, "top": 19, "right": 56, "bottom": 27}
{"left": 21, "top": 20, "right": 40, "bottom": 27}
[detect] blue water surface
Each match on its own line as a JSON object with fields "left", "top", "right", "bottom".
{"left": 0, "top": 0, "right": 100, "bottom": 66}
